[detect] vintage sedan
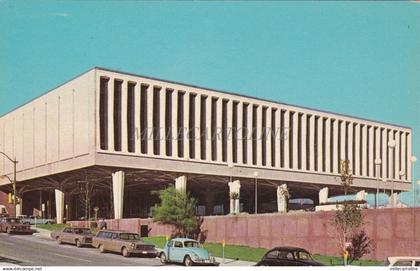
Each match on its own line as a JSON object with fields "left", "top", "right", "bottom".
{"left": 18, "top": 215, "right": 54, "bottom": 225}
{"left": 92, "top": 230, "right": 158, "bottom": 257}
{"left": 0, "top": 217, "right": 34, "bottom": 234}
{"left": 51, "top": 227, "right": 93, "bottom": 248}
{"left": 386, "top": 257, "right": 420, "bottom": 266}
{"left": 255, "top": 246, "right": 324, "bottom": 266}
{"left": 159, "top": 238, "right": 219, "bottom": 266}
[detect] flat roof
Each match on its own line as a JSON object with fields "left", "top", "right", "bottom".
{"left": 0, "top": 66, "right": 412, "bottom": 130}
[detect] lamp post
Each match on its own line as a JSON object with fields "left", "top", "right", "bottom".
{"left": 228, "top": 162, "right": 234, "bottom": 183}
{"left": 375, "top": 158, "right": 382, "bottom": 209}
{"left": 253, "top": 171, "right": 259, "bottom": 214}
{"left": 411, "top": 156, "right": 417, "bottom": 207}
{"left": 388, "top": 140, "right": 396, "bottom": 202}
{"left": 0, "top": 152, "right": 18, "bottom": 217}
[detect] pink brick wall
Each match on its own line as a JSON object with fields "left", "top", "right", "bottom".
{"left": 70, "top": 207, "right": 420, "bottom": 260}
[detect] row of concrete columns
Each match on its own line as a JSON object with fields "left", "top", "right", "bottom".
{"left": 41, "top": 171, "right": 403, "bottom": 223}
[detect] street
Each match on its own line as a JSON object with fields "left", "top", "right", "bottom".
{"left": 0, "top": 233, "right": 163, "bottom": 266}
{"left": 0, "top": 232, "right": 252, "bottom": 266}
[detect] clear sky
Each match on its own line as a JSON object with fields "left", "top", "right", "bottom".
{"left": 0, "top": 1, "right": 419, "bottom": 204}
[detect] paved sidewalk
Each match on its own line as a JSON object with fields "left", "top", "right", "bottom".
{"left": 215, "top": 257, "right": 256, "bottom": 266}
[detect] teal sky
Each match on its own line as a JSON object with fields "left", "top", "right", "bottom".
{"left": 0, "top": 1, "right": 419, "bottom": 204}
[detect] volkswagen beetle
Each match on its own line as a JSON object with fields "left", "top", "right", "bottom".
{"left": 159, "top": 238, "right": 219, "bottom": 266}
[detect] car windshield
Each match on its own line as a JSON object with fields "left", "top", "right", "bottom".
{"left": 6, "top": 218, "right": 21, "bottom": 223}
{"left": 294, "top": 251, "right": 312, "bottom": 260}
{"left": 119, "top": 233, "right": 141, "bottom": 241}
{"left": 184, "top": 241, "right": 200, "bottom": 248}
{"left": 74, "top": 228, "right": 92, "bottom": 235}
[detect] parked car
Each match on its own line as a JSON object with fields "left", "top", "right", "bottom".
{"left": 92, "top": 230, "right": 157, "bottom": 257}
{"left": 17, "top": 215, "right": 54, "bottom": 225}
{"left": 255, "top": 246, "right": 324, "bottom": 266}
{"left": 0, "top": 217, "right": 34, "bottom": 234}
{"left": 386, "top": 257, "right": 420, "bottom": 266}
{"left": 159, "top": 238, "right": 219, "bottom": 266}
{"left": 51, "top": 227, "right": 93, "bottom": 248}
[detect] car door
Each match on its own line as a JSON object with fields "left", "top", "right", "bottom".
{"left": 101, "top": 232, "right": 112, "bottom": 250}
{"left": 94, "top": 231, "right": 106, "bottom": 248}
{"left": 59, "top": 228, "right": 68, "bottom": 242}
{"left": 62, "top": 228, "right": 73, "bottom": 243}
{"left": 110, "top": 232, "right": 120, "bottom": 252}
{"left": 166, "top": 241, "right": 174, "bottom": 261}
{"left": 170, "top": 241, "right": 184, "bottom": 262}
{"left": 259, "top": 249, "right": 279, "bottom": 266}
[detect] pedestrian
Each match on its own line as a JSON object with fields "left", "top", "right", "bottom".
{"left": 99, "top": 218, "right": 107, "bottom": 230}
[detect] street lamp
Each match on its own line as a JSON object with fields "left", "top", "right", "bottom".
{"left": 374, "top": 158, "right": 382, "bottom": 209}
{"left": 228, "top": 162, "right": 234, "bottom": 183}
{"left": 253, "top": 171, "right": 259, "bottom": 214}
{"left": 0, "top": 151, "right": 18, "bottom": 216}
{"left": 411, "top": 156, "right": 417, "bottom": 207}
{"left": 387, "top": 140, "right": 396, "bottom": 201}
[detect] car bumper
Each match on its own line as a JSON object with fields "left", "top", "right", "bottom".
{"left": 80, "top": 240, "right": 93, "bottom": 246}
{"left": 128, "top": 249, "right": 158, "bottom": 257}
{"left": 192, "top": 259, "right": 219, "bottom": 266}
{"left": 8, "top": 229, "right": 35, "bottom": 234}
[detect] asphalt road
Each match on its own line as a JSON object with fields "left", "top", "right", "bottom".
{"left": 0, "top": 233, "right": 163, "bottom": 266}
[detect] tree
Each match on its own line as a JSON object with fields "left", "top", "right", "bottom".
{"left": 334, "top": 201, "right": 374, "bottom": 264}
{"left": 334, "top": 201, "right": 363, "bottom": 252}
{"left": 151, "top": 186, "right": 198, "bottom": 237}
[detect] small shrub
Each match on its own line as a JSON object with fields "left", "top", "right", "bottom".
{"left": 348, "top": 230, "right": 375, "bottom": 264}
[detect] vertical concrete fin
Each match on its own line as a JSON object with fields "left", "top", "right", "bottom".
{"left": 55, "top": 189, "right": 64, "bottom": 224}
{"left": 319, "top": 187, "right": 329, "bottom": 204}
{"left": 112, "top": 170, "right": 125, "bottom": 219}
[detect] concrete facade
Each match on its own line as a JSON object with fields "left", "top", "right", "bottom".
{"left": 0, "top": 67, "right": 414, "bottom": 218}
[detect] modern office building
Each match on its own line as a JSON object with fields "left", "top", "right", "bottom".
{"left": 0, "top": 67, "right": 414, "bottom": 222}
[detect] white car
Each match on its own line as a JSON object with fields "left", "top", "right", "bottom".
{"left": 387, "top": 257, "right": 420, "bottom": 266}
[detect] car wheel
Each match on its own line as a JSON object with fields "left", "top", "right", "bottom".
{"left": 160, "top": 253, "right": 167, "bottom": 264}
{"left": 75, "top": 239, "right": 82, "bottom": 248}
{"left": 121, "top": 247, "right": 130, "bottom": 257}
{"left": 6, "top": 228, "right": 11, "bottom": 234}
{"left": 184, "top": 255, "right": 193, "bottom": 266}
{"left": 98, "top": 244, "right": 105, "bottom": 253}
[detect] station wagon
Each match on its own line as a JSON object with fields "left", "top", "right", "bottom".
{"left": 92, "top": 230, "right": 157, "bottom": 257}
{"left": 51, "top": 227, "right": 93, "bottom": 247}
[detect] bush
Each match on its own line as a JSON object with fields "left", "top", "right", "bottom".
{"left": 348, "top": 230, "right": 374, "bottom": 264}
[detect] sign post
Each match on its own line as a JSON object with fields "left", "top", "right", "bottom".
{"left": 221, "top": 239, "right": 225, "bottom": 265}
{"left": 343, "top": 249, "right": 349, "bottom": 266}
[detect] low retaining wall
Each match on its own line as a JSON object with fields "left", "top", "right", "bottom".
{"left": 70, "top": 207, "right": 420, "bottom": 261}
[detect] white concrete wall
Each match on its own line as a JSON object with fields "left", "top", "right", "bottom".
{"left": 0, "top": 70, "right": 96, "bottom": 183}
{"left": 94, "top": 68, "right": 414, "bottom": 184}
